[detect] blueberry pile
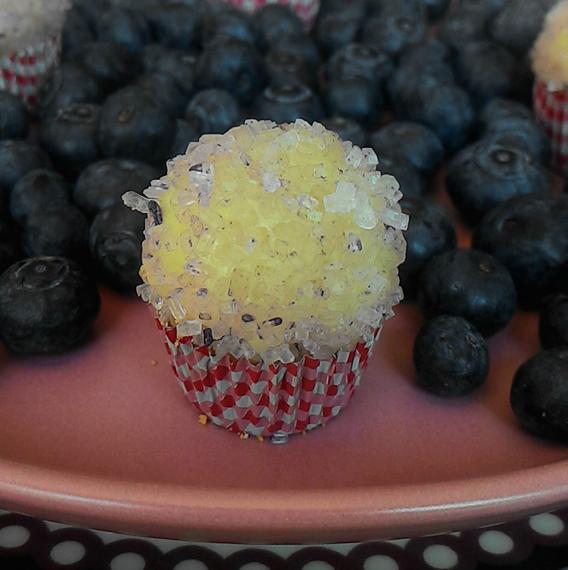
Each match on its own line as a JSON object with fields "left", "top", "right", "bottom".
{"left": 0, "top": 0, "right": 567, "bottom": 442}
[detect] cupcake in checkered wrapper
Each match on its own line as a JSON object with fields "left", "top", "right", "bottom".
{"left": 532, "top": 0, "right": 568, "bottom": 173}
{"left": 0, "top": 0, "right": 68, "bottom": 107}
{"left": 124, "top": 119, "right": 407, "bottom": 441}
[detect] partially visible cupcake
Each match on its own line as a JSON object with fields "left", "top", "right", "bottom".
{"left": 125, "top": 119, "right": 407, "bottom": 441}
{"left": 532, "top": 0, "right": 568, "bottom": 173}
{"left": 0, "top": 0, "right": 68, "bottom": 107}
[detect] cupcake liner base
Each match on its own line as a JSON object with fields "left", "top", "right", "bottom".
{"left": 159, "top": 321, "right": 380, "bottom": 439}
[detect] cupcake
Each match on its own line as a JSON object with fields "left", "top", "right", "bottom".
{"left": 0, "top": 0, "right": 68, "bottom": 107}
{"left": 532, "top": 0, "right": 568, "bottom": 173}
{"left": 124, "top": 119, "right": 407, "bottom": 441}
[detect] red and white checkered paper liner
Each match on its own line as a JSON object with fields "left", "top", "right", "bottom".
{"left": 158, "top": 320, "right": 380, "bottom": 438}
{"left": 0, "top": 36, "right": 60, "bottom": 108}
{"left": 223, "top": 0, "right": 320, "bottom": 28}
{"left": 534, "top": 80, "right": 568, "bottom": 173}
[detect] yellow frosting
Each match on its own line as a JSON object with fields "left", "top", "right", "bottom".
{"left": 125, "top": 120, "right": 407, "bottom": 363}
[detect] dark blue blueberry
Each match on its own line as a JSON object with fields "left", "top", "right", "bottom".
{"left": 142, "top": 45, "right": 198, "bottom": 97}
{"left": 197, "top": 39, "right": 266, "bottom": 105}
{"left": 253, "top": 4, "right": 305, "bottom": 48}
{"left": 62, "top": 6, "right": 96, "bottom": 56}
{"left": 447, "top": 138, "right": 549, "bottom": 224}
{"left": 400, "top": 197, "right": 457, "bottom": 298}
{"left": 74, "top": 158, "right": 160, "bottom": 218}
{"left": 511, "top": 349, "right": 568, "bottom": 443}
{"left": 480, "top": 98, "right": 534, "bottom": 124}
{"left": 170, "top": 118, "right": 201, "bottom": 157}
{"left": 413, "top": 315, "right": 489, "bottom": 397}
{"left": 10, "top": 169, "right": 71, "bottom": 225}
{"left": 378, "top": 154, "right": 427, "bottom": 200}
{"left": 95, "top": 7, "right": 152, "bottom": 54}
{"left": 0, "top": 141, "right": 52, "bottom": 205}
{"left": 315, "top": 3, "right": 366, "bottom": 55}
{"left": 0, "top": 256, "right": 100, "bottom": 354}
{"left": 323, "top": 77, "right": 382, "bottom": 126}
{"left": 73, "top": 0, "right": 111, "bottom": 30}
{"left": 267, "top": 33, "right": 320, "bottom": 68}
{"left": 472, "top": 193, "right": 568, "bottom": 308}
{"left": 255, "top": 84, "right": 324, "bottom": 124}
{"left": 71, "top": 42, "right": 142, "bottom": 94}
{"left": 134, "top": 73, "right": 188, "bottom": 116}
{"left": 540, "top": 295, "right": 568, "bottom": 350}
{"left": 0, "top": 218, "right": 22, "bottom": 274}
{"left": 0, "top": 92, "right": 28, "bottom": 140}
{"left": 146, "top": 3, "right": 204, "bottom": 50}
{"left": 201, "top": 6, "right": 257, "bottom": 46}
{"left": 320, "top": 117, "right": 368, "bottom": 147}
{"left": 39, "top": 103, "right": 101, "bottom": 178}
{"left": 421, "top": 0, "right": 451, "bottom": 21}
{"left": 37, "top": 63, "right": 105, "bottom": 119}
{"left": 370, "top": 122, "right": 444, "bottom": 175}
{"left": 418, "top": 248, "right": 517, "bottom": 336}
{"left": 398, "top": 38, "right": 453, "bottom": 80}
{"left": 90, "top": 203, "right": 144, "bottom": 292}
{"left": 98, "top": 86, "right": 176, "bottom": 166}
{"left": 265, "top": 51, "right": 316, "bottom": 89}
{"left": 185, "top": 89, "right": 242, "bottom": 135}
{"left": 439, "top": 5, "right": 489, "bottom": 52}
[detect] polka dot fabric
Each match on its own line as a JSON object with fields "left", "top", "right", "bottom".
{"left": 1, "top": 507, "right": 568, "bottom": 569}
{"left": 223, "top": 0, "right": 320, "bottom": 28}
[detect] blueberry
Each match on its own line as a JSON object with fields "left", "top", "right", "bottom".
{"left": 267, "top": 33, "right": 320, "bottom": 68}
{"left": 73, "top": 0, "right": 111, "bottom": 30}
{"left": 0, "top": 92, "right": 28, "bottom": 140}
{"left": 540, "top": 295, "right": 568, "bottom": 350}
{"left": 39, "top": 103, "right": 101, "bottom": 178}
{"left": 378, "top": 154, "right": 427, "bottom": 200}
{"left": 413, "top": 315, "right": 489, "bottom": 397}
{"left": 265, "top": 51, "right": 316, "bottom": 89}
{"left": 472, "top": 193, "right": 568, "bottom": 308}
{"left": 454, "top": 40, "right": 518, "bottom": 107}
{"left": 510, "top": 349, "right": 568, "bottom": 443}
{"left": 320, "top": 117, "right": 368, "bottom": 147}
{"left": 420, "top": 0, "right": 451, "bottom": 21}
{"left": 71, "top": 42, "right": 142, "bottom": 94}
{"left": 315, "top": 4, "right": 365, "bottom": 55}
{"left": 134, "top": 73, "right": 187, "bottom": 116}
{"left": 142, "top": 45, "right": 198, "bottom": 97}
{"left": 447, "top": 138, "right": 549, "bottom": 224}
{"left": 196, "top": 39, "right": 266, "bottom": 105}
{"left": 323, "top": 77, "right": 382, "bottom": 126}
{"left": 0, "top": 218, "right": 22, "bottom": 274}
{"left": 0, "top": 141, "right": 52, "bottom": 204}
{"left": 253, "top": 4, "right": 304, "bottom": 48}
{"left": 0, "top": 256, "right": 100, "bottom": 354}
{"left": 397, "top": 38, "right": 453, "bottom": 82}
{"left": 185, "top": 89, "right": 242, "bottom": 135}
{"left": 201, "top": 6, "right": 257, "bottom": 46}
{"left": 439, "top": 6, "right": 489, "bottom": 51}
{"left": 90, "top": 203, "right": 144, "bottom": 292}
{"left": 98, "top": 86, "right": 176, "bottom": 166}
{"left": 400, "top": 197, "right": 457, "bottom": 297}
{"left": 255, "top": 84, "right": 324, "bottom": 124}
{"left": 170, "top": 118, "right": 201, "bottom": 156}
{"left": 74, "top": 158, "right": 160, "bottom": 217}
{"left": 62, "top": 7, "right": 96, "bottom": 55}
{"left": 10, "top": 169, "right": 71, "bottom": 225}
{"left": 95, "top": 7, "right": 152, "bottom": 54}
{"left": 146, "top": 3, "right": 204, "bottom": 50}
{"left": 370, "top": 122, "right": 444, "bottom": 175}
{"left": 418, "top": 248, "right": 517, "bottom": 336}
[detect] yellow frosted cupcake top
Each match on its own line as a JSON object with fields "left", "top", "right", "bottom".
{"left": 532, "top": 0, "right": 568, "bottom": 88}
{"left": 125, "top": 119, "right": 407, "bottom": 363}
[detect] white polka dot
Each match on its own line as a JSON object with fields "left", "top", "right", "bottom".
{"left": 239, "top": 563, "right": 270, "bottom": 570}
{"left": 478, "top": 531, "right": 514, "bottom": 555}
{"left": 364, "top": 554, "right": 399, "bottom": 570}
{"left": 50, "top": 541, "right": 86, "bottom": 565}
{"left": 174, "top": 561, "right": 208, "bottom": 570}
{"left": 0, "top": 525, "right": 30, "bottom": 548}
{"left": 422, "top": 545, "right": 458, "bottom": 569}
{"left": 111, "top": 552, "right": 146, "bottom": 570}
{"left": 530, "top": 513, "right": 565, "bottom": 536}
{"left": 302, "top": 563, "right": 334, "bottom": 570}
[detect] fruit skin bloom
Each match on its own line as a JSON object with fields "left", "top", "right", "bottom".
{"left": 125, "top": 119, "right": 407, "bottom": 363}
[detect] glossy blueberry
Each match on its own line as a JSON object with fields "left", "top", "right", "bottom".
{"left": 146, "top": 2, "right": 204, "bottom": 50}
{"left": 74, "top": 158, "right": 160, "bottom": 217}
{"left": 540, "top": 295, "right": 568, "bottom": 350}
{"left": 0, "top": 218, "right": 22, "bottom": 274}
{"left": 370, "top": 122, "right": 444, "bottom": 175}
{"left": 378, "top": 154, "right": 427, "bottom": 200}
{"left": 397, "top": 38, "right": 453, "bottom": 83}
{"left": 323, "top": 77, "right": 382, "bottom": 126}
{"left": 439, "top": 5, "right": 489, "bottom": 51}
{"left": 265, "top": 51, "right": 315, "bottom": 88}
{"left": 171, "top": 118, "right": 201, "bottom": 157}
{"left": 185, "top": 89, "right": 242, "bottom": 135}
{"left": 39, "top": 103, "right": 101, "bottom": 178}
{"left": 10, "top": 169, "right": 71, "bottom": 225}
{"left": 253, "top": 4, "right": 304, "bottom": 48}
{"left": 90, "top": 203, "right": 144, "bottom": 291}
{"left": 472, "top": 193, "right": 568, "bottom": 308}
{"left": 413, "top": 315, "right": 489, "bottom": 397}
{"left": 197, "top": 39, "right": 266, "bottom": 105}
{"left": 447, "top": 138, "right": 549, "bottom": 224}
{"left": 95, "top": 7, "right": 152, "bottom": 54}
{"left": 0, "top": 92, "right": 28, "bottom": 140}
{"left": 0, "top": 256, "right": 100, "bottom": 354}
{"left": 255, "top": 84, "right": 324, "bottom": 124}
{"left": 201, "top": 6, "right": 257, "bottom": 46}
{"left": 320, "top": 117, "right": 368, "bottom": 148}
{"left": 400, "top": 197, "right": 457, "bottom": 298}
{"left": 511, "top": 349, "right": 568, "bottom": 443}
{"left": 315, "top": 4, "right": 366, "bottom": 55}
{"left": 62, "top": 6, "right": 96, "bottom": 55}
{"left": 418, "top": 248, "right": 517, "bottom": 336}
{"left": 142, "top": 45, "right": 198, "bottom": 97}
{"left": 134, "top": 73, "right": 187, "bottom": 117}
{"left": 421, "top": 0, "right": 451, "bottom": 21}
{"left": 98, "top": 87, "right": 176, "bottom": 166}
{"left": 0, "top": 141, "right": 52, "bottom": 203}
{"left": 268, "top": 33, "right": 320, "bottom": 68}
